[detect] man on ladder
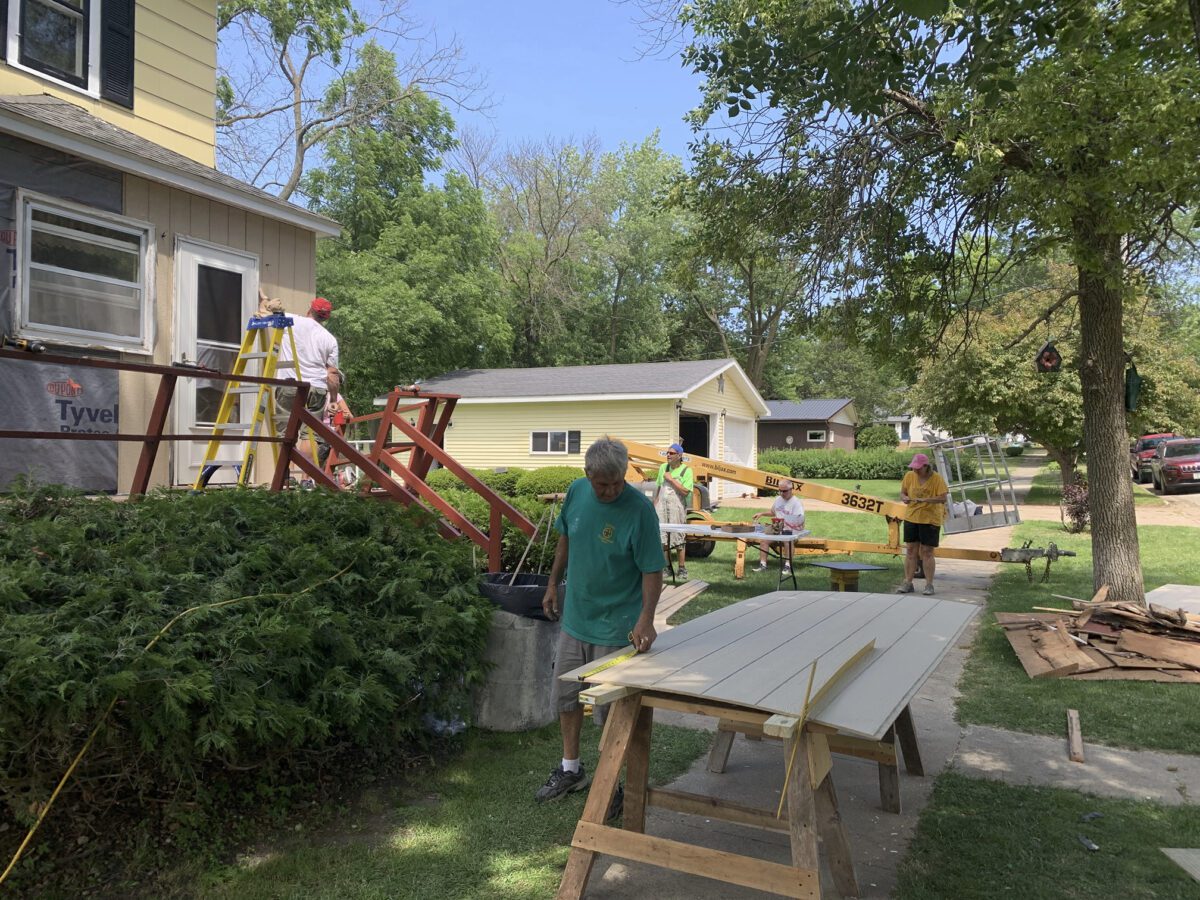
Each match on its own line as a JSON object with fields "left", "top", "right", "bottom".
{"left": 275, "top": 296, "right": 340, "bottom": 487}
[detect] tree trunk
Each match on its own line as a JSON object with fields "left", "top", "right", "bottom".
{"left": 1074, "top": 222, "right": 1145, "bottom": 604}
{"left": 1043, "top": 445, "right": 1079, "bottom": 489}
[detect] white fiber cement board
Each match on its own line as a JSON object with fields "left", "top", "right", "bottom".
{"left": 811, "top": 598, "right": 978, "bottom": 740}
{"left": 563, "top": 591, "right": 978, "bottom": 739}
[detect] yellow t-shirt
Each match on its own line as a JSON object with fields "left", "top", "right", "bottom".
{"left": 901, "top": 470, "right": 948, "bottom": 525}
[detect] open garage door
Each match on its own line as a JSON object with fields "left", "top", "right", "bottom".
{"left": 718, "top": 415, "right": 755, "bottom": 501}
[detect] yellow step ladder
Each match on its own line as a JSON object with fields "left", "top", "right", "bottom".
{"left": 193, "top": 313, "right": 307, "bottom": 489}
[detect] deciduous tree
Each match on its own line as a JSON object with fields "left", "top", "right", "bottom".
{"left": 673, "top": 0, "right": 1200, "bottom": 600}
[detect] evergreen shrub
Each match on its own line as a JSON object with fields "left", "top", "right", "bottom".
{"left": 855, "top": 424, "right": 900, "bottom": 449}
{"left": 0, "top": 487, "right": 489, "bottom": 843}
{"left": 512, "top": 466, "right": 584, "bottom": 497}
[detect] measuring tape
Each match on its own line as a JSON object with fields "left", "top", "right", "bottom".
{"left": 577, "top": 632, "right": 640, "bottom": 679}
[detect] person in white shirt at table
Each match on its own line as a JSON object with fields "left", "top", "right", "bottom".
{"left": 752, "top": 480, "right": 805, "bottom": 574}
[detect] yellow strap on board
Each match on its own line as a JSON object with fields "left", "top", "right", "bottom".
{"left": 576, "top": 631, "right": 640, "bottom": 679}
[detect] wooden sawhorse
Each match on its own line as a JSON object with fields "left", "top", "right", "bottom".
{"left": 556, "top": 689, "right": 859, "bottom": 899}
{"left": 706, "top": 704, "right": 925, "bottom": 813}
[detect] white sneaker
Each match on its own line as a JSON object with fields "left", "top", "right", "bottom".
{"left": 754, "top": 562, "right": 769, "bottom": 572}
{"left": 781, "top": 563, "right": 792, "bottom": 575}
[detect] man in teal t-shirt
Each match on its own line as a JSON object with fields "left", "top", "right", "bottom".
{"left": 536, "top": 437, "right": 664, "bottom": 816}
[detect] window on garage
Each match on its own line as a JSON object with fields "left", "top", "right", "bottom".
{"left": 531, "top": 430, "right": 581, "bottom": 454}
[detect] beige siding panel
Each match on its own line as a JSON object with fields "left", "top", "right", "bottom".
{"left": 190, "top": 195, "right": 211, "bottom": 237}
{"left": 276, "top": 226, "right": 298, "bottom": 306}
{"left": 208, "top": 202, "right": 228, "bottom": 246}
{"left": 440, "top": 400, "right": 674, "bottom": 471}
{"left": 227, "top": 207, "right": 246, "bottom": 249}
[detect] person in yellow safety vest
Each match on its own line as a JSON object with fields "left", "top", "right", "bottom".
{"left": 651, "top": 442, "right": 695, "bottom": 580}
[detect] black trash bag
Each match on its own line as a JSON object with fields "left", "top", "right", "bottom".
{"left": 479, "top": 572, "right": 565, "bottom": 621}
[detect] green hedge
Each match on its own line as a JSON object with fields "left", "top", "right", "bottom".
{"left": 757, "top": 448, "right": 978, "bottom": 481}
{"left": 425, "top": 467, "right": 529, "bottom": 496}
{"left": 1004, "top": 444, "right": 1025, "bottom": 458}
{"left": 512, "top": 466, "right": 585, "bottom": 497}
{"left": 0, "top": 487, "right": 489, "bottom": 851}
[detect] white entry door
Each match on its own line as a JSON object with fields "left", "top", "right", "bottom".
{"left": 173, "top": 239, "right": 258, "bottom": 485}
{"left": 720, "top": 415, "right": 755, "bottom": 501}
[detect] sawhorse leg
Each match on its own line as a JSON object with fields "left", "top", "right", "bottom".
{"left": 877, "top": 705, "right": 925, "bottom": 813}
{"left": 788, "top": 730, "right": 859, "bottom": 899}
{"left": 895, "top": 704, "right": 925, "bottom": 776}
{"left": 557, "top": 695, "right": 642, "bottom": 899}
{"left": 735, "top": 539, "right": 747, "bottom": 579}
{"left": 624, "top": 705, "right": 654, "bottom": 833}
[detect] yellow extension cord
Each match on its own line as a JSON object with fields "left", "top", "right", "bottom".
{"left": 0, "top": 563, "right": 352, "bottom": 888}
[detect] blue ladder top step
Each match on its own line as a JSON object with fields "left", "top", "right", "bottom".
{"left": 247, "top": 314, "right": 294, "bottom": 330}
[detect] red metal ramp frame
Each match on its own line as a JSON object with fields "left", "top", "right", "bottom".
{"left": 0, "top": 351, "right": 533, "bottom": 570}
{"left": 277, "top": 386, "right": 535, "bottom": 572}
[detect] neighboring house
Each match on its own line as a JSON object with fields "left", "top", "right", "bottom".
{"left": 409, "top": 359, "right": 770, "bottom": 501}
{"left": 759, "top": 399, "right": 859, "bottom": 451}
{"left": 880, "top": 414, "right": 949, "bottom": 447}
{"left": 0, "top": 1, "right": 339, "bottom": 492}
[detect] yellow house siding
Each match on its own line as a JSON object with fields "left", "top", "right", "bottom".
{"left": 0, "top": 1, "right": 217, "bottom": 164}
{"left": 114, "top": 175, "right": 318, "bottom": 488}
{"left": 439, "top": 400, "right": 675, "bottom": 472}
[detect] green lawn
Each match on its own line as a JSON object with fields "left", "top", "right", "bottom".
{"left": 896, "top": 773, "right": 1200, "bottom": 899}
{"left": 193, "top": 722, "right": 711, "bottom": 899}
{"left": 956, "top": 521, "right": 1200, "bottom": 754}
{"left": 1023, "top": 466, "right": 1163, "bottom": 506}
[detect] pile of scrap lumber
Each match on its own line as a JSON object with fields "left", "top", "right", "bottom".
{"left": 998, "top": 587, "right": 1200, "bottom": 683}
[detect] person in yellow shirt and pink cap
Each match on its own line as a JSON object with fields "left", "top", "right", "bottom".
{"left": 897, "top": 453, "right": 948, "bottom": 596}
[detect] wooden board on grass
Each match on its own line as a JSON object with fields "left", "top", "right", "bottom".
{"left": 996, "top": 613, "right": 1095, "bottom": 678}
{"left": 1116, "top": 631, "right": 1200, "bottom": 670}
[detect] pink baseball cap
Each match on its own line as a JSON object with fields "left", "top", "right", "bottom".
{"left": 909, "top": 453, "right": 930, "bottom": 469}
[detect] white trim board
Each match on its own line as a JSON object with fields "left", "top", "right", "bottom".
{"left": 564, "top": 590, "right": 978, "bottom": 741}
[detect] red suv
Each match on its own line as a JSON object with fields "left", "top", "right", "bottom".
{"left": 1130, "top": 433, "right": 1178, "bottom": 483}
{"left": 1151, "top": 438, "right": 1200, "bottom": 495}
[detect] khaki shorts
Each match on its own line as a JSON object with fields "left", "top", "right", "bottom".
{"left": 551, "top": 631, "right": 626, "bottom": 726}
{"left": 274, "top": 385, "right": 327, "bottom": 445}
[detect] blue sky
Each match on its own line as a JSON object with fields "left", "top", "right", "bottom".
{"left": 403, "top": 0, "right": 703, "bottom": 163}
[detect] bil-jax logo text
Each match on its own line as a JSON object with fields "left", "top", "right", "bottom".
{"left": 46, "top": 378, "right": 83, "bottom": 398}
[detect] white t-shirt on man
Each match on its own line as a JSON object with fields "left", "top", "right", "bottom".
{"left": 771, "top": 495, "right": 806, "bottom": 530}
{"left": 280, "top": 315, "right": 339, "bottom": 390}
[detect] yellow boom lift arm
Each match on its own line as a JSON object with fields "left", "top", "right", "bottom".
{"left": 620, "top": 438, "right": 1071, "bottom": 573}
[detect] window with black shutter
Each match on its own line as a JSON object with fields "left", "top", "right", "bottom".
{"left": 567, "top": 431, "right": 581, "bottom": 454}
{"left": 99, "top": 0, "right": 134, "bottom": 108}
{"left": 5, "top": 1, "right": 135, "bottom": 107}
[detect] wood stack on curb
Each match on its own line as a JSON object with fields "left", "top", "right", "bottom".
{"left": 997, "top": 585, "right": 1200, "bottom": 683}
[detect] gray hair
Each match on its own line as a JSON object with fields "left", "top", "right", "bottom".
{"left": 584, "top": 436, "right": 628, "bottom": 479}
